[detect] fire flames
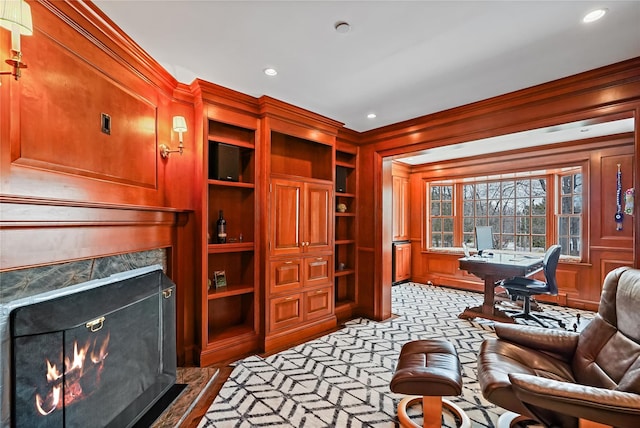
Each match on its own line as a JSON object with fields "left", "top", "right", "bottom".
{"left": 35, "top": 332, "right": 110, "bottom": 416}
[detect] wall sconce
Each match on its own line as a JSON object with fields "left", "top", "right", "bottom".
{"left": 159, "top": 116, "right": 187, "bottom": 159}
{"left": 0, "top": 0, "right": 33, "bottom": 81}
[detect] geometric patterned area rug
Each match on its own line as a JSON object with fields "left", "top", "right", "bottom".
{"left": 198, "top": 282, "right": 592, "bottom": 428}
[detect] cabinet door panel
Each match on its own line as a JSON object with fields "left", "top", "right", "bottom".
{"left": 305, "top": 286, "right": 333, "bottom": 321}
{"left": 394, "top": 242, "right": 411, "bottom": 282}
{"left": 270, "top": 259, "right": 302, "bottom": 294}
{"left": 393, "top": 176, "right": 410, "bottom": 241}
{"left": 271, "top": 180, "right": 302, "bottom": 256}
{"left": 304, "top": 183, "right": 333, "bottom": 252}
{"left": 269, "top": 294, "right": 303, "bottom": 331}
{"left": 304, "top": 255, "right": 332, "bottom": 287}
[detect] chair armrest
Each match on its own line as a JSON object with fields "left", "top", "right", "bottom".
{"left": 495, "top": 323, "right": 579, "bottom": 362}
{"left": 509, "top": 373, "right": 640, "bottom": 428}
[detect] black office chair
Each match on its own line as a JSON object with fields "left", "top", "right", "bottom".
{"left": 498, "top": 244, "right": 566, "bottom": 328}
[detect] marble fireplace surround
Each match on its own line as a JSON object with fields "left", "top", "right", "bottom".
{"left": 0, "top": 250, "right": 167, "bottom": 427}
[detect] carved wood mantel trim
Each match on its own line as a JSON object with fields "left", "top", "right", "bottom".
{"left": 0, "top": 195, "right": 189, "bottom": 271}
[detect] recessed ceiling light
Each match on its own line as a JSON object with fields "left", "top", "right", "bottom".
{"left": 335, "top": 21, "right": 351, "bottom": 34}
{"left": 264, "top": 68, "right": 278, "bottom": 76}
{"left": 583, "top": 8, "right": 607, "bottom": 23}
{"left": 367, "top": 113, "right": 377, "bottom": 119}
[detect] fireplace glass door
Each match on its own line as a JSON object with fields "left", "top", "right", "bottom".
{"left": 10, "top": 268, "right": 176, "bottom": 428}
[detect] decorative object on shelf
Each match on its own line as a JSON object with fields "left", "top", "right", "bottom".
{"left": 338, "top": 262, "right": 346, "bottom": 271}
{"left": 624, "top": 188, "right": 634, "bottom": 215}
{"left": 336, "top": 166, "right": 348, "bottom": 192}
{"left": 615, "top": 164, "right": 623, "bottom": 230}
{"left": 159, "top": 115, "right": 188, "bottom": 158}
{"left": 207, "top": 278, "right": 212, "bottom": 290}
{"left": 0, "top": 0, "right": 32, "bottom": 81}
{"left": 209, "top": 142, "right": 240, "bottom": 181}
{"left": 336, "top": 203, "right": 347, "bottom": 213}
{"left": 216, "top": 210, "right": 227, "bottom": 243}
{"left": 214, "top": 270, "right": 227, "bottom": 288}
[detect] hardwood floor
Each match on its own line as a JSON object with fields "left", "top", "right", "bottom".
{"left": 181, "top": 365, "right": 233, "bottom": 428}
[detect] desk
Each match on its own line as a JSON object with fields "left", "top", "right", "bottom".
{"left": 458, "top": 254, "right": 543, "bottom": 323}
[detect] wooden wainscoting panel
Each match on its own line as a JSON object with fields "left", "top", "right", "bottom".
{"left": 356, "top": 247, "right": 375, "bottom": 318}
{"left": 16, "top": 33, "right": 157, "bottom": 187}
{"left": 426, "top": 254, "right": 458, "bottom": 275}
{"left": 555, "top": 266, "right": 579, "bottom": 305}
{"left": 601, "top": 259, "right": 634, "bottom": 279}
{"left": 593, "top": 152, "right": 634, "bottom": 244}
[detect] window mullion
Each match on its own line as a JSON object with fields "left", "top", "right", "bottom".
{"left": 454, "top": 182, "right": 463, "bottom": 246}
{"left": 548, "top": 173, "right": 557, "bottom": 248}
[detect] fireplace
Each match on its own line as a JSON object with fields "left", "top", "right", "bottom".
{"left": 0, "top": 265, "right": 176, "bottom": 427}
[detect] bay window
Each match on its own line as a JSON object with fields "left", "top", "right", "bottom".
{"left": 426, "top": 169, "right": 583, "bottom": 258}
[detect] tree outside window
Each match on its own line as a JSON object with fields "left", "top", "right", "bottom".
{"left": 426, "top": 169, "right": 582, "bottom": 258}
{"left": 429, "top": 185, "right": 454, "bottom": 247}
{"left": 558, "top": 172, "right": 582, "bottom": 257}
{"left": 462, "top": 178, "right": 546, "bottom": 253}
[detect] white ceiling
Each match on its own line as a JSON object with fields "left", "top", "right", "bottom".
{"left": 93, "top": 1, "right": 640, "bottom": 133}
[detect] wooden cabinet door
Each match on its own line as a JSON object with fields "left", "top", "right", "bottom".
{"left": 304, "top": 286, "right": 333, "bottom": 321}
{"left": 395, "top": 242, "right": 411, "bottom": 282}
{"left": 270, "top": 258, "right": 302, "bottom": 294}
{"left": 271, "top": 179, "right": 303, "bottom": 256}
{"left": 393, "top": 176, "right": 410, "bottom": 241}
{"left": 269, "top": 293, "right": 303, "bottom": 331}
{"left": 303, "top": 182, "right": 333, "bottom": 253}
{"left": 304, "top": 255, "right": 332, "bottom": 287}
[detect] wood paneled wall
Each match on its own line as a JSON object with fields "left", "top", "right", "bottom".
{"left": 408, "top": 137, "right": 634, "bottom": 310}
{"left": 356, "top": 59, "right": 640, "bottom": 320}
{"left": 1, "top": 1, "right": 639, "bottom": 362}
{"left": 0, "top": 1, "right": 197, "bottom": 364}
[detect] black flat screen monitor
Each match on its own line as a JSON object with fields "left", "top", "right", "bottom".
{"left": 475, "top": 226, "right": 494, "bottom": 254}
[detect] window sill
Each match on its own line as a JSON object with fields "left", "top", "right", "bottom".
{"left": 423, "top": 247, "right": 586, "bottom": 264}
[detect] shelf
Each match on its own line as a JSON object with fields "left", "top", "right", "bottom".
{"left": 208, "top": 136, "right": 255, "bottom": 149}
{"left": 335, "top": 268, "right": 355, "bottom": 277}
{"left": 208, "top": 179, "right": 255, "bottom": 188}
{"left": 208, "top": 242, "right": 255, "bottom": 253}
{"left": 336, "top": 160, "right": 356, "bottom": 169}
{"left": 201, "top": 116, "right": 258, "bottom": 365}
{"left": 207, "top": 323, "right": 255, "bottom": 344}
{"left": 335, "top": 239, "right": 355, "bottom": 245}
{"left": 335, "top": 192, "right": 355, "bottom": 198}
{"left": 336, "top": 298, "right": 356, "bottom": 306}
{"left": 208, "top": 283, "right": 255, "bottom": 299}
{"left": 335, "top": 144, "right": 357, "bottom": 321}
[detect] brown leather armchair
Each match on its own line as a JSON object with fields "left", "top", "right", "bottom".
{"left": 477, "top": 266, "right": 640, "bottom": 428}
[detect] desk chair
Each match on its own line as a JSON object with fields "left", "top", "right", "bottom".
{"left": 498, "top": 245, "right": 565, "bottom": 328}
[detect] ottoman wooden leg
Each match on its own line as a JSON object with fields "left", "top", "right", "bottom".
{"left": 397, "top": 395, "right": 471, "bottom": 428}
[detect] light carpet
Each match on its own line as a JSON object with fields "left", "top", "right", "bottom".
{"left": 198, "top": 282, "right": 591, "bottom": 427}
